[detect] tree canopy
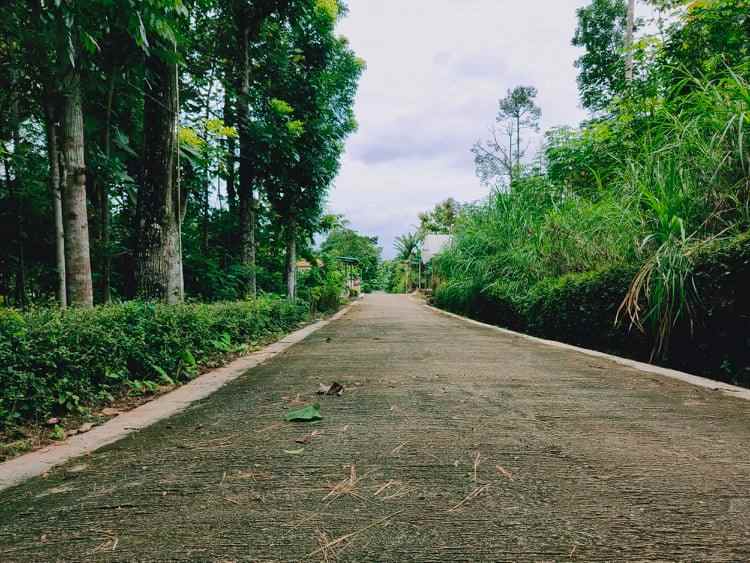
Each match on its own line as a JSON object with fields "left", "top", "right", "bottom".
{"left": 0, "top": 0, "right": 363, "bottom": 306}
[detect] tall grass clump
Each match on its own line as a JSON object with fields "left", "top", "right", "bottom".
{"left": 619, "top": 69, "right": 750, "bottom": 355}
{"left": 435, "top": 65, "right": 750, "bottom": 372}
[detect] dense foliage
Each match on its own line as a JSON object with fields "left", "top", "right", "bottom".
{"left": 0, "top": 1, "right": 371, "bottom": 442}
{"left": 0, "top": 296, "right": 312, "bottom": 431}
{"left": 321, "top": 227, "right": 382, "bottom": 292}
{"left": 431, "top": 0, "right": 750, "bottom": 384}
{"left": 0, "top": 0, "right": 363, "bottom": 306}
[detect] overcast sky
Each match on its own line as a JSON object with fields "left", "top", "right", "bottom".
{"left": 329, "top": 0, "right": 593, "bottom": 258}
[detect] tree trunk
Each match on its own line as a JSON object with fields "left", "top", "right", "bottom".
{"left": 173, "top": 150, "right": 187, "bottom": 301}
{"left": 202, "top": 179, "right": 210, "bottom": 255}
{"left": 200, "top": 61, "right": 216, "bottom": 256}
{"left": 285, "top": 223, "right": 297, "bottom": 300}
{"left": 44, "top": 96, "right": 67, "bottom": 308}
{"left": 100, "top": 71, "right": 116, "bottom": 303}
{"left": 237, "top": 22, "right": 257, "bottom": 297}
{"left": 60, "top": 62, "right": 94, "bottom": 307}
{"left": 9, "top": 82, "right": 26, "bottom": 308}
{"left": 201, "top": 110, "right": 211, "bottom": 256}
{"left": 136, "top": 45, "right": 182, "bottom": 304}
{"left": 507, "top": 128, "right": 514, "bottom": 184}
{"left": 224, "top": 90, "right": 237, "bottom": 212}
{"left": 515, "top": 115, "right": 521, "bottom": 172}
{"left": 625, "top": 0, "right": 636, "bottom": 82}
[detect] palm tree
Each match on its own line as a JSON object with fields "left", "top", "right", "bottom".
{"left": 394, "top": 232, "right": 420, "bottom": 261}
{"left": 394, "top": 232, "right": 421, "bottom": 291}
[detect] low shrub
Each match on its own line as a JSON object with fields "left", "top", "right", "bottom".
{"left": 434, "top": 234, "right": 750, "bottom": 386}
{"left": 525, "top": 266, "right": 648, "bottom": 355}
{"left": 300, "top": 265, "right": 346, "bottom": 314}
{"left": 0, "top": 297, "right": 311, "bottom": 430}
{"left": 669, "top": 234, "right": 750, "bottom": 386}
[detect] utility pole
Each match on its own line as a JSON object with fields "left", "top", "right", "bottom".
{"left": 625, "top": 0, "right": 636, "bottom": 82}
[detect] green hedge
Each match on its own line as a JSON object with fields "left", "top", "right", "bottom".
{"left": 525, "top": 266, "right": 650, "bottom": 356}
{"left": 0, "top": 297, "right": 310, "bottom": 430}
{"left": 434, "top": 236, "right": 750, "bottom": 386}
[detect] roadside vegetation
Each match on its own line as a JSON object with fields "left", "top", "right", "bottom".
{"left": 0, "top": 0, "right": 363, "bottom": 306}
{"left": 421, "top": 0, "right": 750, "bottom": 384}
{"left": 0, "top": 297, "right": 311, "bottom": 457}
{"left": 0, "top": 1, "right": 372, "bottom": 450}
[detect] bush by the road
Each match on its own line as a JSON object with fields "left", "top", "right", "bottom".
{"left": 0, "top": 297, "right": 310, "bottom": 430}
{"left": 435, "top": 234, "right": 750, "bottom": 386}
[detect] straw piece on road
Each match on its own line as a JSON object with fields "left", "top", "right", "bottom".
{"left": 316, "top": 529, "right": 334, "bottom": 563}
{"left": 381, "top": 486, "right": 412, "bottom": 501}
{"left": 496, "top": 464, "right": 514, "bottom": 481}
{"left": 373, "top": 480, "right": 399, "bottom": 496}
{"left": 323, "top": 464, "right": 365, "bottom": 503}
{"left": 305, "top": 510, "right": 406, "bottom": 559}
{"left": 448, "top": 484, "right": 490, "bottom": 512}
{"left": 472, "top": 451, "right": 481, "bottom": 482}
{"left": 390, "top": 442, "right": 408, "bottom": 455}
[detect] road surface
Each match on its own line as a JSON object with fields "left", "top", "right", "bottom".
{"left": 2, "top": 293, "right": 750, "bottom": 561}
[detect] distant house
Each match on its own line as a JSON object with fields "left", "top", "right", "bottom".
{"left": 295, "top": 258, "right": 323, "bottom": 273}
{"left": 421, "top": 234, "right": 453, "bottom": 264}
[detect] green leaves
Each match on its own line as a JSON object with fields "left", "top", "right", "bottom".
{"left": 210, "top": 332, "right": 232, "bottom": 352}
{"left": 151, "top": 364, "right": 175, "bottom": 386}
{"left": 80, "top": 31, "right": 100, "bottom": 54}
{"left": 315, "top": 0, "right": 339, "bottom": 21}
{"left": 0, "top": 299, "right": 311, "bottom": 431}
{"left": 285, "top": 403, "right": 322, "bottom": 422}
{"left": 270, "top": 99, "right": 295, "bottom": 116}
{"left": 286, "top": 120, "right": 305, "bottom": 137}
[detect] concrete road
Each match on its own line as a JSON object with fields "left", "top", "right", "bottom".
{"left": 2, "top": 293, "right": 749, "bottom": 561}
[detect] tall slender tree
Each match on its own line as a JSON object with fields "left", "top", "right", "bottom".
{"left": 473, "top": 85, "right": 541, "bottom": 187}
{"left": 625, "top": 0, "right": 636, "bottom": 81}
{"left": 136, "top": 34, "right": 182, "bottom": 302}
{"left": 43, "top": 96, "right": 67, "bottom": 308}
{"left": 228, "top": 1, "right": 294, "bottom": 297}
{"left": 55, "top": 5, "right": 94, "bottom": 307}
{"left": 258, "top": 1, "right": 362, "bottom": 299}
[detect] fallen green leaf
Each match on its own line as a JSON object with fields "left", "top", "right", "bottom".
{"left": 285, "top": 403, "right": 322, "bottom": 422}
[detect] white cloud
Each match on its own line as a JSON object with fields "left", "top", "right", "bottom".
{"left": 329, "top": 0, "right": 593, "bottom": 258}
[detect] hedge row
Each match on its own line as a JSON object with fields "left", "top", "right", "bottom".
{"left": 0, "top": 297, "right": 311, "bottom": 430}
{"left": 434, "top": 235, "right": 750, "bottom": 387}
